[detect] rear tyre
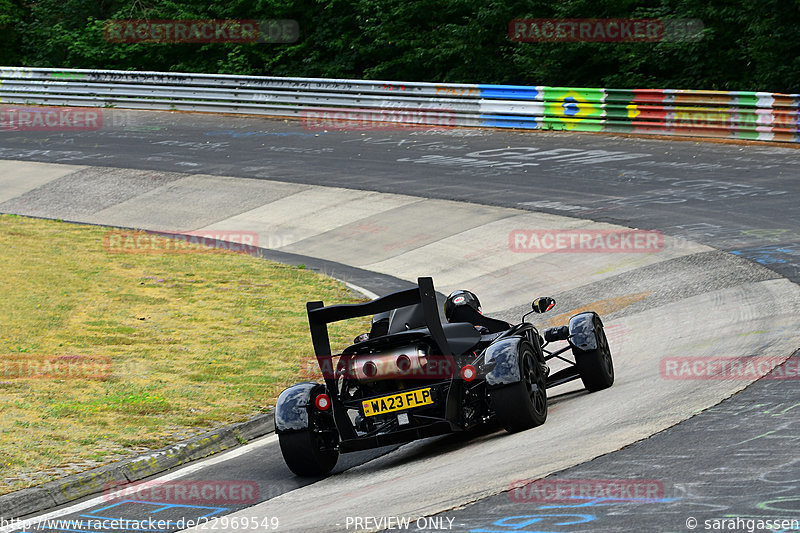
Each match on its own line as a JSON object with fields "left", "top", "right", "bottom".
{"left": 572, "top": 317, "right": 614, "bottom": 392}
{"left": 278, "top": 430, "right": 339, "bottom": 476}
{"left": 490, "top": 343, "right": 547, "bottom": 432}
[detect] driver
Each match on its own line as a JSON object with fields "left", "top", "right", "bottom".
{"left": 444, "top": 290, "right": 483, "bottom": 321}
{"left": 444, "top": 290, "right": 510, "bottom": 334}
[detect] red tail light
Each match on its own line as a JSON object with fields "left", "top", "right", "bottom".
{"left": 314, "top": 393, "right": 331, "bottom": 411}
{"left": 460, "top": 365, "right": 476, "bottom": 382}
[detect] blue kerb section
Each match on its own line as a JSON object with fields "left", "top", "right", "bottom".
{"left": 479, "top": 115, "right": 541, "bottom": 129}
{"left": 479, "top": 84, "right": 539, "bottom": 100}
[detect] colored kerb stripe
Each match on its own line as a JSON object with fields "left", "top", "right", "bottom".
{"left": 539, "top": 117, "right": 605, "bottom": 132}
{"left": 605, "top": 89, "right": 668, "bottom": 105}
{"left": 542, "top": 87, "right": 605, "bottom": 104}
{"left": 479, "top": 115, "right": 541, "bottom": 128}
{"left": 609, "top": 105, "right": 797, "bottom": 127}
{"left": 478, "top": 85, "right": 541, "bottom": 100}
{"left": 605, "top": 104, "right": 666, "bottom": 121}
{"left": 771, "top": 95, "right": 800, "bottom": 108}
{"left": 542, "top": 102, "right": 605, "bottom": 119}
{"left": 606, "top": 89, "right": 800, "bottom": 108}
{"left": 671, "top": 92, "right": 738, "bottom": 105}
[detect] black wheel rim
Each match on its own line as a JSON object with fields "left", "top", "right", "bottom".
{"left": 522, "top": 351, "right": 547, "bottom": 416}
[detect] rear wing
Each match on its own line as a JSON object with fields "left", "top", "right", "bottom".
{"left": 306, "top": 276, "right": 451, "bottom": 360}
{"left": 305, "top": 277, "right": 452, "bottom": 441}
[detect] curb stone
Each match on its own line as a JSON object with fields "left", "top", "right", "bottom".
{"left": 0, "top": 412, "right": 274, "bottom": 520}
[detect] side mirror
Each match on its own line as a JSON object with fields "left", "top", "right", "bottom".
{"left": 532, "top": 297, "right": 556, "bottom": 314}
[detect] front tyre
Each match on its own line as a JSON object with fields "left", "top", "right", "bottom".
{"left": 572, "top": 317, "right": 614, "bottom": 392}
{"left": 278, "top": 430, "right": 339, "bottom": 476}
{"left": 490, "top": 343, "right": 547, "bottom": 432}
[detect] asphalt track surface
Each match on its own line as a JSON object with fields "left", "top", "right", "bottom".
{"left": 0, "top": 109, "right": 799, "bottom": 532}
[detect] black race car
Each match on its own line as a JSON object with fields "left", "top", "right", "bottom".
{"left": 275, "top": 277, "right": 614, "bottom": 476}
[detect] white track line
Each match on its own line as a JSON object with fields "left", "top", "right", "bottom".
{"left": 341, "top": 279, "right": 381, "bottom": 300}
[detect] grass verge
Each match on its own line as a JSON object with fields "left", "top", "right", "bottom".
{"left": 0, "top": 214, "right": 368, "bottom": 494}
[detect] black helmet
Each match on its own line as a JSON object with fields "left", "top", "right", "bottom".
{"left": 444, "top": 290, "right": 482, "bottom": 322}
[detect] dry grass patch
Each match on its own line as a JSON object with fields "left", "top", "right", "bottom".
{"left": 0, "top": 214, "right": 368, "bottom": 494}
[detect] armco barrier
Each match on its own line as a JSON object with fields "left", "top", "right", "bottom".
{"left": 1, "top": 67, "right": 798, "bottom": 142}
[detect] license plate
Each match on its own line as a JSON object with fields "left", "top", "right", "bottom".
{"left": 362, "top": 388, "right": 433, "bottom": 417}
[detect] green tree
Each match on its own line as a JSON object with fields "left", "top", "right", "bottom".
{"left": 4, "top": 0, "right": 799, "bottom": 92}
